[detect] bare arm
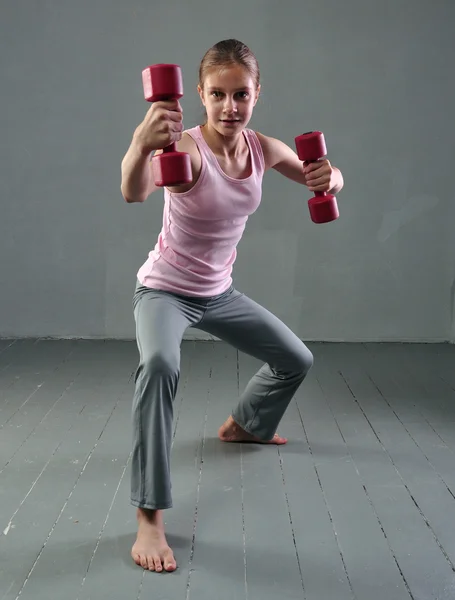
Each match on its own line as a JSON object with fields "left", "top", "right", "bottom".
{"left": 256, "top": 132, "right": 344, "bottom": 195}
{"left": 120, "top": 137, "right": 158, "bottom": 203}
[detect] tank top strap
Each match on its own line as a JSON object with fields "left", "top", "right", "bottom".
{"left": 184, "top": 125, "right": 217, "bottom": 168}
{"left": 243, "top": 128, "right": 265, "bottom": 177}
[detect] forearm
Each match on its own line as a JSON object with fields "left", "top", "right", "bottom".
{"left": 329, "top": 166, "right": 344, "bottom": 195}
{"left": 120, "top": 135, "right": 156, "bottom": 203}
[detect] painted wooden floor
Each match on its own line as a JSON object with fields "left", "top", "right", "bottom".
{"left": 1, "top": 338, "right": 455, "bottom": 600}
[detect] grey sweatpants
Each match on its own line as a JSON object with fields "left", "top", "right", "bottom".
{"left": 131, "top": 280, "right": 314, "bottom": 510}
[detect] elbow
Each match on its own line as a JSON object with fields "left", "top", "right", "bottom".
{"left": 121, "top": 186, "right": 145, "bottom": 204}
{"left": 124, "top": 196, "right": 145, "bottom": 204}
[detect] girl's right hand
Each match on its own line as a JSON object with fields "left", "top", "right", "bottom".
{"left": 133, "top": 100, "right": 183, "bottom": 155}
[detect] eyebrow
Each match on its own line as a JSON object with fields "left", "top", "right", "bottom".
{"left": 207, "top": 86, "right": 252, "bottom": 92}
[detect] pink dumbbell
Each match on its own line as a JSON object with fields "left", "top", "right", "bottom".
{"left": 142, "top": 63, "right": 192, "bottom": 187}
{"left": 295, "top": 131, "right": 339, "bottom": 224}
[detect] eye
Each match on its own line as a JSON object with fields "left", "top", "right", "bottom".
{"left": 211, "top": 91, "right": 222, "bottom": 98}
{"left": 237, "top": 91, "right": 249, "bottom": 99}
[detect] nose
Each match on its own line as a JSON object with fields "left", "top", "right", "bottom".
{"left": 223, "top": 96, "right": 237, "bottom": 113}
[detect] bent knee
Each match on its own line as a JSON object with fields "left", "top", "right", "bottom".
{"left": 289, "top": 344, "right": 314, "bottom": 376}
{"left": 299, "top": 346, "right": 314, "bottom": 374}
{"left": 141, "top": 350, "right": 180, "bottom": 378}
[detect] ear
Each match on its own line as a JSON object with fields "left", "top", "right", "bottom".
{"left": 253, "top": 84, "right": 261, "bottom": 106}
{"left": 197, "top": 84, "right": 206, "bottom": 106}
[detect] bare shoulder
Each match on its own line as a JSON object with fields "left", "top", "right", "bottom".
{"left": 175, "top": 130, "right": 200, "bottom": 157}
{"left": 152, "top": 131, "right": 202, "bottom": 193}
{"left": 253, "top": 130, "right": 307, "bottom": 185}
{"left": 253, "top": 131, "right": 295, "bottom": 170}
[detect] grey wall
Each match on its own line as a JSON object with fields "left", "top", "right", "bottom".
{"left": 1, "top": 0, "right": 454, "bottom": 342}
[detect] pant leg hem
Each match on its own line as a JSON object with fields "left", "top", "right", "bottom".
{"left": 131, "top": 499, "right": 173, "bottom": 510}
{"left": 230, "top": 414, "right": 275, "bottom": 442}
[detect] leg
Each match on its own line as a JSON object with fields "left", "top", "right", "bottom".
{"left": 130, "top": 282, "right": 204, "bottom": 571}
{"left": 198, "top": 289, "right": 314, "bottom": 442}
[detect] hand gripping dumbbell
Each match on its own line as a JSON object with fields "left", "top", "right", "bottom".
{"left": 142, "top": 63, "right": 192, "bottom": 187}
{"left": 294, "top": 131, "right": 339, "bottom": 224}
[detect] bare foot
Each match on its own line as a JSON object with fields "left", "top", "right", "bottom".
{"left": 131, "top": 508, "right": 177, "bottom": 572}
{"left": 218, "top": 416, "right": 287, "bottom": 445}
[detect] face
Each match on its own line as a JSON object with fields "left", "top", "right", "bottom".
{"left": 198, "top": 64, "right": 260, "bottom": 135}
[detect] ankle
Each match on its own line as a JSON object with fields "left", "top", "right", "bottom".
{"left": 137, "top": 507, "right": 162, "bottom": 523}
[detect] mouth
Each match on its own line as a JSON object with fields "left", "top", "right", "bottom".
{"left": 220, "top": 119, "right": 241, "bottom": 124}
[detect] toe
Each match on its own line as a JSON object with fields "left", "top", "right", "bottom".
{"left": 154, "top": 556, "right": 163, "bottom": 572}
{"left": 165, "top": 560, "right": 177, "bottom": 571}
{"left": 140, "top": 555, "right": 149, "bottom": 570}
{"left": 164, "top": 550, "right": 177, "bottom": 571}
{"left": 147, "top": 555, "right": 156, "bottom": 571}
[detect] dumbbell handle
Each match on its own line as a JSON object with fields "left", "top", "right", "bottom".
{"left": 163, "top": 140, "right": 178, "bottom": 154}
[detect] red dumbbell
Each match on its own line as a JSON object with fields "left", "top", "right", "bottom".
{"left": 294, "top": 131, "right": 339, "bottom": 224}
{"left": 142, "top": 63, "right": 192, "bottom": 187}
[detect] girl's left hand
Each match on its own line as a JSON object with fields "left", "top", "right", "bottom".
{"left": 303, "top": 159, "right": 337, "bottom": 192}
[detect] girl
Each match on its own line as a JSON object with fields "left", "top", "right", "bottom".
{"left": 120, "top": 39, "right": 344, "bottom": 573}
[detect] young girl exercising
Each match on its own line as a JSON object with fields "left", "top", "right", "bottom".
{"left": 120, "top": 39, "right": 344, "bottom": 573}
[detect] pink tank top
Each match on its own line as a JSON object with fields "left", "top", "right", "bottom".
{"left": 137, "top": 125, "right": 265, "bottom": 296}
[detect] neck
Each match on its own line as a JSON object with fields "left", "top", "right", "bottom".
{"left": 200, "top": 123, "right": 246, "bottom": 158}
